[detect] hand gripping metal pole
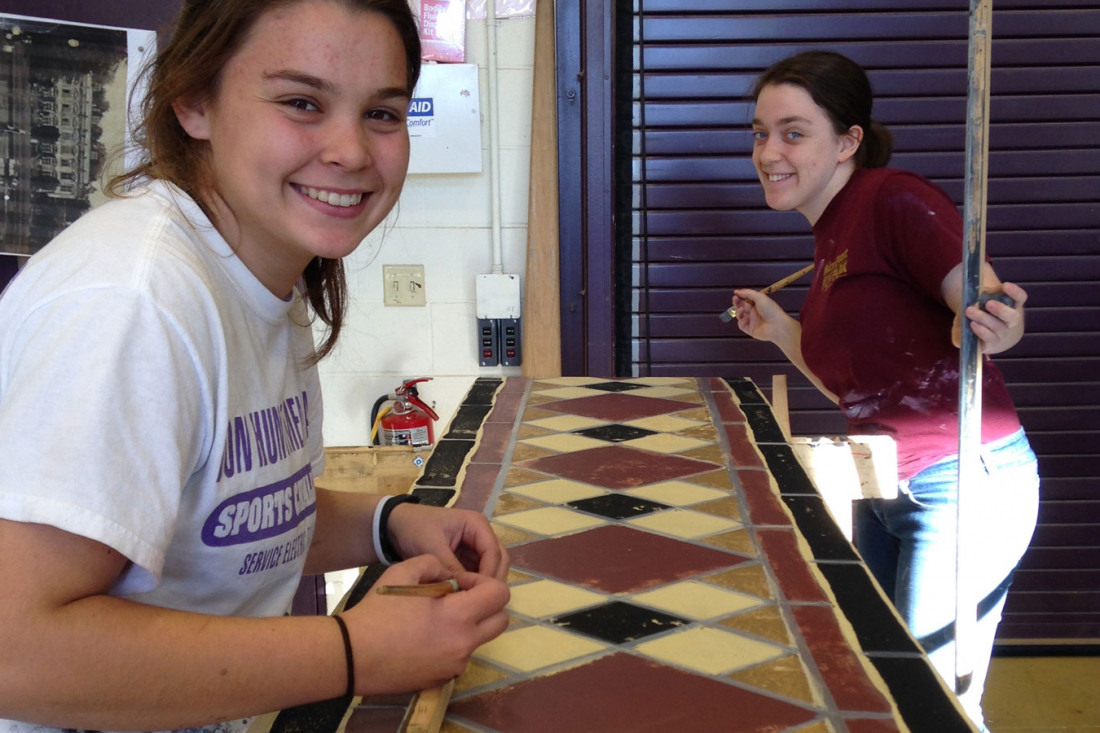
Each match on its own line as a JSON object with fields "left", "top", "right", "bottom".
{"left": 956, "top": 0, "right": 994, "bottom": 697}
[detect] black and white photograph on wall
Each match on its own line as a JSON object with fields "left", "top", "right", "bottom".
{"left": 0, "top": 14, "right": 154, "bottom": 257}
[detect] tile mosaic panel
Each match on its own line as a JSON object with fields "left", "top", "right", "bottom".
{"left": 256, "top": 376, "right": 975, "bottom": 733}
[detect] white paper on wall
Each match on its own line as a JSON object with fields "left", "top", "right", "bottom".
{"left": 466, "top": 0, "right": 537, "bottom": 20}
{"left": 407, "top": 63, "right": 482, "bottom": 174}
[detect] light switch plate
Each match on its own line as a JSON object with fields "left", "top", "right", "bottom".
{"left": 383, "top": 264, "right": 426, "bottom": 306}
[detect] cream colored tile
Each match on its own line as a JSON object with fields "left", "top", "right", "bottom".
{"left": 495, "top": 506, "right": 607, "bottom": 535}
{"left": 533, "top": 386, "right": 603, "bottom": 399}
{"left": 627, "top": 509, "right": 739, "bottom": 539}
{"left": 508, "top": 479, "right": 606, "bottom": 504}
{"left": 624, "top": 481, "right": 728, "bottom": 507}
{"left": 624, "top": 415, "right": 708, "bottom": 433}
{"left": 730, "top": 654, "right": 818, "bottom": 706}
{"left": 632, "top": 581, "right": 763, "bottom": 620}
{"left": 453, "top": 659, "right": 509, "bottom": 695}
{"left": 507, "top": 579, "right": 607, "bottom": 619}
{"left": 627, "top": 386, "right": 696, "bottom": 399}
{"left": 521, "top": 433, "right": 609, "bottom": 453}
{"left": 635, "top": 627, "right": 786, "bottom": 676}
{"left": 534, "top": 377, "right": 606, "bottom": 387}
{"left": 526, "top": 415, "right": 608, "bottom": 432}
{"left": 628, "top": 377, "right": 694, "bottom": 387}
{"left": 475, "top": 625, "right": 606, "bottom": 673}
{"left": 623, "top": 433, "right": 712, "bottom": 454}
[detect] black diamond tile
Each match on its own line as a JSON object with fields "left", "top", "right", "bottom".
{"left": 567, "top": 493, "right": 670, "bottom": 520}
{"left": 573, "top": 423, "right": 657, "bottom": 443}
{"left": 586, "top": 381, "right": 648, "bottom": 393}
{"left": 553, "top": 601, "right": 689, "bottom": 644}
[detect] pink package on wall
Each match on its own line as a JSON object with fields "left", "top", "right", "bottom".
{"left": 420, "top": 0, "right": 466, "bottom": 63}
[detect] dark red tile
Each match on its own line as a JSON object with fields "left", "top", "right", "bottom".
{"left": 845, "top": 718, "right": 904, "bottom": 733}
{"left": 509, "top": 524, "right": 746, "bottom": 594}
{"left": 521, "top": 444, "right": 716, "bottom": 489}
{"left": 344, "top": 704, "right": 406, "bottom": 733}
{"left": 710, "top": 386, "right": 748, "bottom": 424}
{"left": 539, "top": 392, "right": 696, "bottom": 421}
{"left": 738, "top": 470, "right": 792, "bottom": 526}
{"left": 792, "top": 605, "right": 893, "bottom": 715}
{"left": 449, "top": 653, "right": 818, "bottom": 733}
{"left": 452, "top": 463, "right": 501, "bottom": 513}
{"left": 724, "top": 423, "right": 765, "bottom": 468}
{"left": 486, "top": 391, "right": 524, "bottom": 424}
{"left": 470, "top": 422, "right": 513, "bottom": 464}
{"left": 498, "top": 377, "right": 530, "bottom": 394}
{"left": 756, "top": 529, "right": 829, "bottom": 603}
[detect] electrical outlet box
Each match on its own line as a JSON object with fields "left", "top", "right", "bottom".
{"left": 383, "top": 265, "right": 426, "bottom": 306}
{"left": 500, "top": 318, "right": 522, "bottom": 367}
{"left": 475, "top": 273, "right": 521, "bottom": 318}
{"left": 478, "top": 318, "right": 499, "bottom": 367}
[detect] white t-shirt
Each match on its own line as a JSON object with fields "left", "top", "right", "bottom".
{"left": 0, "top": 180, "right": 325, "bottom": 733}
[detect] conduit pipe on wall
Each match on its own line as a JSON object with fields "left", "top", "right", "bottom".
{"left": 485, "top": 0, "right": 505, "bottom": 274}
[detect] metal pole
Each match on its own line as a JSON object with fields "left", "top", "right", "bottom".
{"left": 956, "top": 0, "right": 994, "bottom": 696}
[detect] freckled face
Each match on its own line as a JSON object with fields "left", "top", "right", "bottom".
{"left": 751, "top": 83, "right": 860, "bottom": 226}
{"left": 173, "top": 1, "right": 411, "bottom": 297}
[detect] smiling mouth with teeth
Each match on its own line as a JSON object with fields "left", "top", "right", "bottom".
{"left": 767, "top": 173, "right": 793, "bottom": 182}
{"left": 300, "top": 185, "right": 363, "bottom": 208}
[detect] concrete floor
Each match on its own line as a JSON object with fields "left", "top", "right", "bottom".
{"left": 984, "top": 656, "right": 1100, "bottom": 732}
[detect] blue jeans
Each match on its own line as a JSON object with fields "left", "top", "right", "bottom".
{"left": 855, "top": 428, "right": 1039, "bottom": 730}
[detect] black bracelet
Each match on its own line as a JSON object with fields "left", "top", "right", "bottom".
{"left": 333, "top": 614, "right": 354, "bottom": 698}
{"left": 377, "top": 494, "right": 422, "bottom": 565}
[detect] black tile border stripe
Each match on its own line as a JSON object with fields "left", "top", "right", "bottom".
{"left": 816, "top": 563, "right": 922, "bottom": 656}
{"left": 269, "top": 379, "right": 503, "bottom": 733}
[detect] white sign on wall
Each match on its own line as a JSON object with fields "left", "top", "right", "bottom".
{"left": 408, "top": 63, "right": 482, "bottom": 174}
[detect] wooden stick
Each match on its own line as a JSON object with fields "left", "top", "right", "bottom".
{"left": 771, "top": 374, "right": 791, "bottom": 441}
{"left": 720, "top": 263, "right": 813, "bottom": 322}
{"left": 955, "top": 0, "right": 994, "bottom": 696}
{"left": 375, "top": 579, "right": 459, "bottom": 598}
{"left": 521, "top": 0, "right": 561, "bottom": 377}
{"left": 403, "top": 678, "right": 455, "bottom": 733}
{"left": 760, "top": 263, "right": 814, "bottom": 295}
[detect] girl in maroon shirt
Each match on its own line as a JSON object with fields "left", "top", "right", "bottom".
{"left": 731, "top": 51, "right": 1039, "bottom": 731}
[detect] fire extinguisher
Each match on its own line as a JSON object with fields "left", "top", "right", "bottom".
{"left": 373, "top": 378, "right": 439, "bottom": 447}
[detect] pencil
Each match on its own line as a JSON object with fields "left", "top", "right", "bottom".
{"left": 720, "top": 263, "right": 814, "bottom": 322}
{"left": 375, "top": 579, "right": 459, "bottom": 597}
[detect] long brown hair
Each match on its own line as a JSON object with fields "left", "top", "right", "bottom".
{"left": 110, "top": 0, "right": 422, "bottom": 360}
{"left": 753, "top": 51, "right": 893, "bottom": 170}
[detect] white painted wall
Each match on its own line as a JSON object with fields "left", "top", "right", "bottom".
{"left": 316, "top": 14, "right": 536, "bottom": 448}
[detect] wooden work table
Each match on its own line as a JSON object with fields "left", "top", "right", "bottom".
{"left": 253, "top": 377, "right": 976, "bottom": 733}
